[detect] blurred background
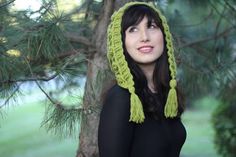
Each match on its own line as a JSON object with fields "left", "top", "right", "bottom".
{"left": 0, "top": 0, "right": 236, "bottom": 157}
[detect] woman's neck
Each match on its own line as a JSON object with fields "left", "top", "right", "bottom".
{"left": 138, "top": 63, "right": 156, "bottom": 93}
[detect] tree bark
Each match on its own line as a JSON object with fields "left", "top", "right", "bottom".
{"left": 76, "top": 0, "right": 132, "bottom": 157}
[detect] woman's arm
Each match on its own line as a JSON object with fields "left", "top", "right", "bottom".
{"left": 98, "top": 85, "right": 134, "bottom": 157}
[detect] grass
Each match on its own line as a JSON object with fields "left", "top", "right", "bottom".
{"left": 181, "top": 109, "right": 219, "bottom": 157}
{"left": 0, "top": 102, "right": 78, "bottom": 157}
{"left": 181, "top": 96, "right": 220, "bottom": 157}
{"left": 0, "top": 96, "right": 220, "bottom": 157}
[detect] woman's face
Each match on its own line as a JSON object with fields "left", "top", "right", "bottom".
{"left": 125, "top": 16, "right": 164, "bottom": 66}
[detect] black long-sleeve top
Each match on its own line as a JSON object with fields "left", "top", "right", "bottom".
{"left": 98, "top": 85, "right": 186, "bottom": 157}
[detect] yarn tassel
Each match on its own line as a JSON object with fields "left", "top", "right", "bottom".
{"left": 164, "top": 79, "right": 178, "bottom": 118}
{"left": 129, "top": 93, "right": 145, "bottom": 123}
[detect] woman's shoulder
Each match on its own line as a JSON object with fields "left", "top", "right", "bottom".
{"left": 103, "top": 84, "right": 131, "bottom": 112}
{"left": 106, "top": 84, "right": 130, "bottom": 99}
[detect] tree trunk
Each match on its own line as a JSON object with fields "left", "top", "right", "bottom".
{"left": 76, "top": 0, "right": 132, "bottom": 157}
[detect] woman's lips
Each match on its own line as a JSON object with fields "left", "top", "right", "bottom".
{"left": 138, "top": 46, "right": 154, "bottom": 53}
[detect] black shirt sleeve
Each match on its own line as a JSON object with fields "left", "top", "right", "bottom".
{"left": 98, "top": 85, "right": 134, "bottom": 157}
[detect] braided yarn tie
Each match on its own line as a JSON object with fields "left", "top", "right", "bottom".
{"left": 129, "top": 87, "right": 145, "bottom": 123}
{"left": 164, "top": 79, "right": 178, "bottom": 117}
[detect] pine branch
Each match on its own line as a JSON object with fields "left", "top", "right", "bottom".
{"left": 41, "top": 102, "right": 83, "bottom": 137}
{"left": 224, "top": 0, "right": 236, "bottom": 13}
{"left": 34, "top": 1, "right": 54, "bottom": 21}
{"left": 180, "top": 59, "right": 204, "bottom": 74}
{"left": 190, "top": 44, "right": 212, "bottom": 59}
{"left": 35, "top": 80, "right": 58, "bottom": 105}
{"left": 0, "top": 83, "right": 22, "bottom": 109}
{"left": 0, "top": 0, "right": 15, "bottom": 9}
{"left": 57, "top": 49, "right": 83, "bottom": 59}
{"left": 23, "top": 53, "right": 59, "bottom": 106}
{"left": 64, "top": 32, "right": 92, "bottom": 47}
{"left": 0, "top": 48, "right": 87, "bottom": 84}
{"left": 179, "top": 26, "right": 235, "bottom": 48}
{"left": 175, "top": 9, "right": 213, "bottom": 28}
{"left": 63, "top": 0, "right": 94, "bottom": 19}
{"left": 26, "top": 53, "right": 83, "bottom": 119}
{"left": 0, "top": 73, "right": 58, "bottom": 84}
{"left": 20, "top": 47, "right": 85, "bottom": 137}
{"left": 209, "top": 0, "right": 236, "bottom": 27}
{"left": 212, "top": 2, "right": 228, "bottom": 52}
{"left": 22, "top": 53, "right": 76, "bottom": 109}
{"left": 84, "top": 0, "right": 92, "bottom": 20}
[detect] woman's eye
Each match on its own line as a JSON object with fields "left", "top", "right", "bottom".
{"left": 128, "top": 26, "right": 138, "bottom": 32}
{"left": 149, "top": 23, "right": 158, "bottom": 29}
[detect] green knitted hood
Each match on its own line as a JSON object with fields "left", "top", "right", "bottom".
{"left": 107, "top": 2, "right": 178, "bottom": 123}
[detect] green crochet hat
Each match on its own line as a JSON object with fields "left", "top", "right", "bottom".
{"left": 107, "top": 2, "right": 178, "bottom": 123}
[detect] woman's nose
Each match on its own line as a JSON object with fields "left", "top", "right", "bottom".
{"left": 140, "top": 29, "right": 149, "bottom": 42}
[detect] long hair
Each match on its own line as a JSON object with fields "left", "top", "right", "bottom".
{"left": 121, "top": 4, "right": 184, "bottom": 120}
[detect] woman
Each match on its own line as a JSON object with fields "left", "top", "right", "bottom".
{"left": 98, "top": 2, "right": 186, "bottom": 157}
